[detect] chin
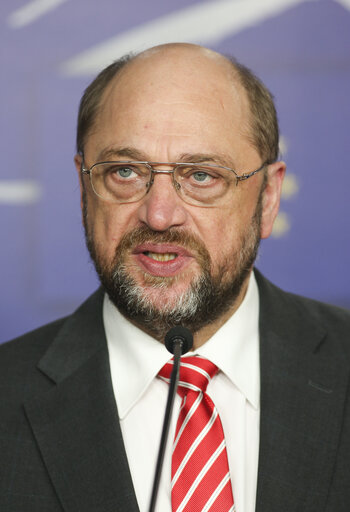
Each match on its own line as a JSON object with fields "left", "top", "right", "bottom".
{"left": 135, "top": 271, "right": 196, "bottom": 303}
{"left": 140, "top": 282, "right": 194, "bottom": 309}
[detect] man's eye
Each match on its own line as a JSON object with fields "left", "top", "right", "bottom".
{"left": 114, "top": 166, "right": 136, "bottom": 178}
{"left": 192, "top": 171, "right": 211, "bottom": 182}
{"left": 179, "top": 167, "right": 220, "bottom": 187}
{"left": 102, "top": 164, "right": 139, "bottom": 179}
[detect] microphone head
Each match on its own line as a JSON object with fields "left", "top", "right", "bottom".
{"left": 165, "top": 326, "right": 193, "bottom": 355}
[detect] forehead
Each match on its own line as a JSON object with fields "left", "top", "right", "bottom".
{"left": 86, "top": 48, "right": 254, "bottom": 164}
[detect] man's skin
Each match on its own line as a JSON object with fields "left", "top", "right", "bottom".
{"left": 75, "top": 43, "right": 286, "bottom": 349}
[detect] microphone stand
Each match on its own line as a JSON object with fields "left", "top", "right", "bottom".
{"left": 148, "top": 339, "right": 182, "bottom": 512}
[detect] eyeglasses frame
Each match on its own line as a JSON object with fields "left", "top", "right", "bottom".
{"left": 80, "top": 159, "right": 268, "bottom": 204}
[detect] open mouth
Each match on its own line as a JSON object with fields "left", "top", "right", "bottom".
{"left": 143, "top": 251, "right": 177, "bottom": 262}
{"left": 132, "top": 244, "right": 192, "bottom": 277}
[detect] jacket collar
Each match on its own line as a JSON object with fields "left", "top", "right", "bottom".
{"left": 37, "top": 288, "right": 106, "bottom": 383}
{"left": 25, "top": 288, "right": 140, "bottom": 512}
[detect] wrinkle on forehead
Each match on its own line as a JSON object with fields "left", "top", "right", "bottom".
{"left": 95, "top": 94, "right": 247, "bottom": 151}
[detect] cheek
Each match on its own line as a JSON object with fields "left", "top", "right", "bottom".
{"left": 194, "top": 209, "right": 239, "bottom": 260}
{"left": 195, "top": 193, "right": 258, "bottom": 259}
{"left": 87, "top": 200, "right": 139, "bottom": 257}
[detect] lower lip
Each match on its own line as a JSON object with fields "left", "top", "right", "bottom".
{"left": 134, "top": 253, "right": 192, "bottom": 277}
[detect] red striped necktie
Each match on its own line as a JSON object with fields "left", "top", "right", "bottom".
{"left": 158, "top": 355, "right": 235, "bottom": 512}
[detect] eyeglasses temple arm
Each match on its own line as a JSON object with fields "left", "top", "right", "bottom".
{"left": 236, "top": 162, "right": 267, "bottom": 182}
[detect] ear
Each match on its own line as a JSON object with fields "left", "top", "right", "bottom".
{"left": 74, "top": 153, "right": 84, "bottom": 211}
{"left": 260, "top": 160, "right": 286, "bottom": 239}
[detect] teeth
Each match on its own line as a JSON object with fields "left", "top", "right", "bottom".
{"left": 145, "top": 251, "right": 177, "bottom": 261}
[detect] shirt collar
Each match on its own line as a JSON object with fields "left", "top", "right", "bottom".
{"left": 194, "top": 271, "right": 260, "bottom": 409}
{"left": 104, "top": 271, "right": 260, "bottom": 419}
{"left": 104, "top": 298, "right": 172, "bottom": 419}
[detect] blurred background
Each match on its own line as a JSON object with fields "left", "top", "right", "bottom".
{"left": 1, "top": 0, "right": 349, "bottom": 343}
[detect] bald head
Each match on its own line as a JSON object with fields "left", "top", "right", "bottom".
{"left": 129, "top": 42, "right": 231, "bottom": 70}
{"left": 76, "top": 43, "right": 279, "bottom": 164}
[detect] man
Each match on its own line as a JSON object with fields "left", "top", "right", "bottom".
{"left": 1, "top": 43, "right": 349, "bottom": 512}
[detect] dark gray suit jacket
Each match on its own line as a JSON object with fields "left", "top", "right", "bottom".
{"left": 1, "top": 270, "right": 350, "bottom": 511}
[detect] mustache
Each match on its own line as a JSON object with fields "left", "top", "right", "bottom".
{"left": 114, "top": 226, "right": 211, "bottom": 263}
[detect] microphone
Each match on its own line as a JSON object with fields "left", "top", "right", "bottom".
{"left": 165, "top": 325, "right": 193, "bottom": 356}
{"left": 149, "top": 326, "right": 193, "bottom": 512}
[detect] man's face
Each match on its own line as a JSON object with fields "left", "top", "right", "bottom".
{"left": 76, "top": 46, "right": 284, "bottom": 342}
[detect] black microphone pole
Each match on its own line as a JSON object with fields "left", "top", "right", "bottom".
{"left": 148, "top": 326, "right": 193, "bottom": 512}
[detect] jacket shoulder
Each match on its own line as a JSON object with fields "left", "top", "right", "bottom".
{"left": 0, "top": 318, "right": 69, "bottom": 397}
{"left": 1, "top": 317, "right": 67, "bottom": 361}
{"left": 255, "top": 268, "right": 350, "bottom": 357}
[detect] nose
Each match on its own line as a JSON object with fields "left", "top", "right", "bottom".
{"left": 137, "top": 173, "right": 187, "bottom": 231}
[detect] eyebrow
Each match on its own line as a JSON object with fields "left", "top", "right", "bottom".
{"left": 96, "top": 146, "right": 147, "bottom": 162}
{"left": 95, "top": 146, "right": 237, "bottom": 169}
{"left": 179, "top": 153, "right": 237, "bottom": 169}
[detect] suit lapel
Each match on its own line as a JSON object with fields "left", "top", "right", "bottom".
{"left": 255, "top": 271, "right": 349, "bottom": 512}
{"left": 24, "top": 290, "right": 139, "bottom": 512}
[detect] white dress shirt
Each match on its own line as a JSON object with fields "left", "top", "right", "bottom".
{"left": 104, "top": 271, "right": 260, "bottom": 512}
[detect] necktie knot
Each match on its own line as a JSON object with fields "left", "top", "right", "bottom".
{"left": 159, "top": 356, "right": 218, "bottom": 395}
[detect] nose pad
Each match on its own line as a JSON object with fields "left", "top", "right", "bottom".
{"left": 145, "top": 171, "right": 155, "bottom": 193}
{"left": 173, "top": 179, "right": 181, "bottom": 192}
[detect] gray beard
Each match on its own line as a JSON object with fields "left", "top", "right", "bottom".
{"left": 109, "top": 256, "right": 248, "bottom": 340}
{"left": 83, "top": 191, "right": 262, "bottom": 340}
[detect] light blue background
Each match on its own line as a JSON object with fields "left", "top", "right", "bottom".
{"left": 1, "top": 0, "right": 349, "bottom": 342}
